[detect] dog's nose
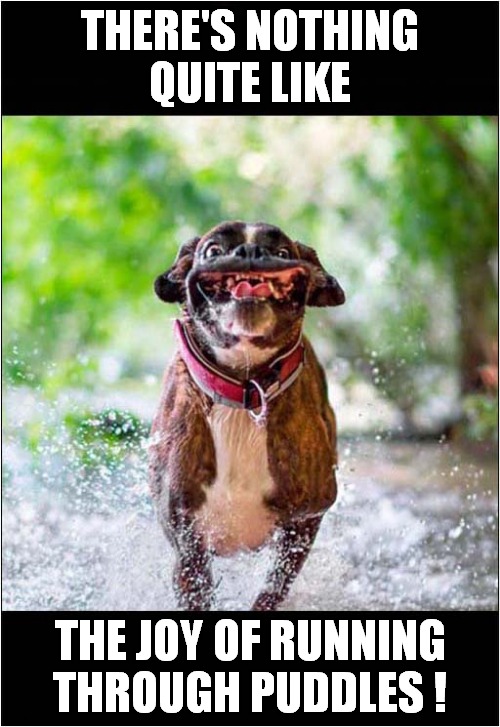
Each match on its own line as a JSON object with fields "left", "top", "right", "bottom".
{"left": 232, "top": 243, "right": 269, "bottom": 260}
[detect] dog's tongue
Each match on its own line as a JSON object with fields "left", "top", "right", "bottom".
{"left": 232, "top": 280, "right": 273, "bottom": 299}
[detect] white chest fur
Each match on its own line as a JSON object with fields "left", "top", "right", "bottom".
{"left": 195, "top": 405, "right": 277, "bottom": 556}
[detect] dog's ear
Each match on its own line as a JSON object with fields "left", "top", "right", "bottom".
{"left": 295, "top": 241, "right": 345, "bottom": 307}
{"left": 154, "top": 237, "right": 200, "bottom": 303}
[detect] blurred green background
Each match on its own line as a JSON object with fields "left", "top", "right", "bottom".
{"left": 2, "top": 115, "right": 498, "bottom": 441}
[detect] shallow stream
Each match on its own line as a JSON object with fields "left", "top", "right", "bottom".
{"left": 2, "top": 390, "right": 498, "bottom": 611}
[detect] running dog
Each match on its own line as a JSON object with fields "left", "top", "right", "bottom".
{"left": 149, "top": 221, "right": 345, "bottom": 610}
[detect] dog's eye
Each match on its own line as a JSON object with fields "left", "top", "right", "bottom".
{"left": 277, "top": 247, "right": 290, "bottom": 259}
{"left": 205, "top": 244, "right": 224, "bottom": 259}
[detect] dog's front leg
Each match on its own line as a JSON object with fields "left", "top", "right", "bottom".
{"left": 168, "top": 508, "right": 213, "bottom": 611}
{"left": 251, "top": 515, "right": 322, "bottom": 611}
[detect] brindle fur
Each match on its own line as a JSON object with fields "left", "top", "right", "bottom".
{"left": 149, "top": 221, "right": 344, "bottom": 610}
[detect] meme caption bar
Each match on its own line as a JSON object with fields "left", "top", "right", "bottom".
{"left": 2, "top": 2, "right": 498, "bottom": 114}
{"left": 2, "top": 612, "right": 498, "bottom": 724}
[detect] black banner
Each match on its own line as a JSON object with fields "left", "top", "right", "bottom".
{"left": 1, "top": 611, "right": 498, "bottom": 726}
{"left": 1, "top": 1, "right": 498, "bottom": 115}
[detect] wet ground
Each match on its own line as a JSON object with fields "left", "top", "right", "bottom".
{"left": 3, "top": 390, "right": 497, "bottom": 611}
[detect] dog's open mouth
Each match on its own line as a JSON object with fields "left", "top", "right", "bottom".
{"left": 196, "top": 267, "right": 307, "bottom": 302}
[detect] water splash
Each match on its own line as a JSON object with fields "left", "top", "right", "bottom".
{"left": 2, "top": 389, "right": 498, "bottom": 611}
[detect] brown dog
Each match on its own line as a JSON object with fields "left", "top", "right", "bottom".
{"left": 149, "top": 221, "right": 345, "bottom": 610}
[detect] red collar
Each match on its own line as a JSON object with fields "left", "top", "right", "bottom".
{"left": 174, "top": 319, "right": 305, "bottom": 411}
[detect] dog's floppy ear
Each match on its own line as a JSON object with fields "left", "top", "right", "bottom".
{"left": 154, "top": 237, "right": 200, "bottom": 303}
{"left": 295, "top": 241, "right": 345, "bottom": 307}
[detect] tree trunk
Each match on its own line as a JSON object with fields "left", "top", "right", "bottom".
{"left": 453, "top": 256, "right": 497, "bottom": 395}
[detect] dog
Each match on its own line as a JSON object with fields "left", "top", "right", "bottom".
{"left": 149, "top": 221, "right": 345, "bottom": 610}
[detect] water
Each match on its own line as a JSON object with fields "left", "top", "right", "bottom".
{"left": 2, "top": 390, "right": 498, "bottom": 611}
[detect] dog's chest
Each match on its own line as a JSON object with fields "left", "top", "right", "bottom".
{"left": 195, "top": 405, "right": 277, "bottom": 555}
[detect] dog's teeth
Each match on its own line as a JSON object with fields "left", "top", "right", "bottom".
{"left": 226, "top": 277, "right": 235, "bottom": 288}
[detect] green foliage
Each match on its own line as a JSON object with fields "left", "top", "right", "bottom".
{"left": 389, "top": 117, "right": 497, "bottom": 403}
{"left": 390, "top": 116, "right": 497, "bottom": 266}
{"left": 463, "top": 394, "right": 499, "bottom": 442}
{"left": 2, "top": 116, "right": 338, "bottom": 388}
{"left": 3, "top": 116, "right": 498, "bottom": 440}
{"left": 63, "top": 409, "right": 149, "bottom": 468}
{"left": 2, "top": 117, "right": 223, "bottom": 383}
